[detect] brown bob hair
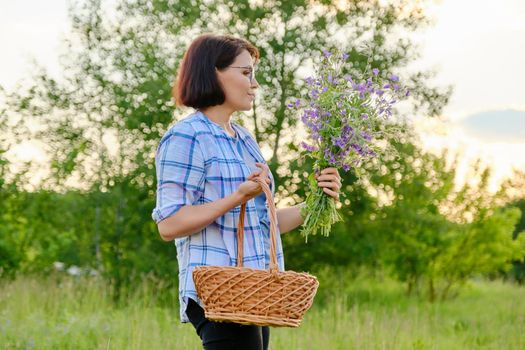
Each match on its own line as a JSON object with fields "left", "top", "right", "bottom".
{"left": 173, "top": 33, "right": 260, "bottom": 109}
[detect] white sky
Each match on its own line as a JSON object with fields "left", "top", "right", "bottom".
{"left": 408, "top": 0, "right": 525, "bottom": 119}
{"left": 0, "top": 1, "right": 70, "bottom": 90}
{"left": 0, "top": 0, "right": 524, "bottom": 191}
{"left": 404, "top": 0, "right": 525, "bottom": 191}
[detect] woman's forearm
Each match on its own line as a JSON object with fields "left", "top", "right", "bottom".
{"left": 157, "top": 191, "right": 247, "bottom": 241}
{"left": 276, "top": 203, "right": 305, "bottom": 234}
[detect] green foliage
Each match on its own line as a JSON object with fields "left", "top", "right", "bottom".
{"left": 364, "top": 135, "right": 525, "bottom": 301}
{"left": 2, "top": 0, "right": 521, "bottom": 306}
{"left": 505, "top": 199, "right": 525, "bottom": 282}
{"left": 283, "top": 130, "right": 525, "bottom": 301}
{"left": 0, "top": 0, "right": 447, "bottom": 297}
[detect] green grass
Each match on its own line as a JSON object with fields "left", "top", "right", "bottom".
{"left": 1, "top": 270, "right": 524, "bottom": 349}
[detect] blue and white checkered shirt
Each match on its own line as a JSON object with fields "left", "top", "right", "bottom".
{"left": 152, "top": 110, "right": 285, "bottom": 323}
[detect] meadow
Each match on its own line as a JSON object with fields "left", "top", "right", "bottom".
{"left": 1, "top": 269, "right": 524, "bottom": 350}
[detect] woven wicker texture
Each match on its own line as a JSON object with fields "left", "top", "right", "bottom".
{"left": 193, "top": 177, "right": 319, "bottom": 327}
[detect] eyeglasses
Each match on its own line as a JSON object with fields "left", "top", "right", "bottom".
{"left": 228, "top": 65, "right": 256, "bottom": 83}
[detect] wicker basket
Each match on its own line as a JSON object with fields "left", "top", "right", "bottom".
{"left": 192, "top": 177, "right": 319, "bottom": 327}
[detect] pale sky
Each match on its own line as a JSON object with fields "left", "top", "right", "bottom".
{"left": 1, "top": 0, "right": 524, "bottom": 191}
{"left": 404, "top": 0, "right": 525, "bottom": 191}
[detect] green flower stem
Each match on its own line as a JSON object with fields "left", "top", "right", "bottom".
{"left": 299, "top": 172, "right": 344, "bottom": 242}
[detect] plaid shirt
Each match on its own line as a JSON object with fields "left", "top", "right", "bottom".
{"left": 152, "top": 110, "right": 285, "bottom": 323}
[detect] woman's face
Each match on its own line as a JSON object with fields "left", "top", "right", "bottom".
{"left": 216, "top": 49, "right": 259, "bottom": 112}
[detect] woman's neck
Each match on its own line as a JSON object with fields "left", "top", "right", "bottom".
{"left": 199, "top": 106, "right": 236, "bottom": 136}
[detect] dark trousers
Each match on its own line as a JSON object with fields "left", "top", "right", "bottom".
{"left": 185, "top": 298, "right": 270, "bottom": 350}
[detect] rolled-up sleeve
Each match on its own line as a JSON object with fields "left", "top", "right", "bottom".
{"left": 152, "top": 123, "right": 205, "bottom": 224}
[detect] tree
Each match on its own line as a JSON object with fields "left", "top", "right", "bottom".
{"left": 498, "top": 170, "right": 525, "bottom": 283}
{"left": 0, "top": 0, "right": 451, "bottom": 300}
{"left": 371, "top": 139, "right": 525, "bottom": 301}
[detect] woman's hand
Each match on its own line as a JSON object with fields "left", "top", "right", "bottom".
{"left": 236, "top": 163, "right": 271, "bottom": 202}
{"left": 315, "top": 167, "right": 342, "bottom": 201}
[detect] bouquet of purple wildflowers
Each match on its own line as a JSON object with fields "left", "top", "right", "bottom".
{"left": 289, "top": 49, "right": 410, "bottom": 242}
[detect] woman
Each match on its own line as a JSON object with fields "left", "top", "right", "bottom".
{"left": 152, "top": 33, "right": 342, "bottom": 350}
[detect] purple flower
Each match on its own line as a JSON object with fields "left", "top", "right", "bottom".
{"left": 372, "top": 68, "right": 379, "bottom": 76}
{"left": 295, "top": 99, "right": 301, "bottom": 107}
{"left": 383, "top": 83, "right": 391, "bottom": 89}
{"left": 305, "top": 77, "right": 315, "bottom": 85}
{"left": 301, "top": 114, "right": 308, "bottom": 124}
{"left": 344, "top": 75, "right": 354, "bottom": 84}
{"left": 323, "top": 50, "right": 332, "bottom": 58}
{"left": 361, "top": 113, "right": 368, "bottom": 119}
{"left": 342, "top": 123, "right": 353, "bottom": 133}
{"left": 341, "top": 125, "right": 355, "bottom": 143}
{"left": 301, "top": 141, "right": 317, "bottom": 152}
{"left": 393, "top": 84, "right": 400, "bottom": 91}
{"left": 324, "top": 148, "right": 333, "bottom": 161}
{"left": 332, "top": 136, "right": 346, "bottom": 149}
{"left": 328, "top": 74, "right": 338, "bottom": 85}
{"left": 405, "top": 89, "right": 411, "bottom": 97}
{"left": 321, "top": 87, "right": 328, "bottom": 93}
{"left": 351, "top": 143, "right": 364, "bottom": 156}
{"left": 342, "top": 52, "right": 349, "bottom": 60}
{"left": 389, "top": 74, "right": 399, "bottom": 81}
{"left": 342, "top": 164, "right": 351, "bottom": 172}
{"left": 361, "top": 131, "right": 372, "bottom": 141}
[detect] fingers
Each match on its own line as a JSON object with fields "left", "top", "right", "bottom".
{"left": 315, "top": 168, "right": 342, "bottom": 200}
{"left": 317, "top": 181, "right": 340, "bottom": 191}
{"left": 248, "top": 176, "right": 270, "bottom": 185}
{"left": 322, "top": 187, "right": 340, "bottom": 201}
{"left": 252, "top": 163, "right": 270, "bottom": 175}
{"left": 251, "top": 176, "right": 271, "bottom": 185}
{"left": 248, "top": 163, "right": 271, "bottom": 186}
{"left": 315, "top": 174, "right": 342, "bottom": 190}
{"left": 247, "top": 171, "right": 261, "bottom": 180}
{"left": 253, "top": 163, "right": 271, "bottom": 182}
{"left": 321, "top": 167, "right": 341, "bottom": 179}
{"left": 315, "top": 173, "right": 339, "bottom": 182}
{"left": 255, "top": 162, "right": 270, "bottom": 171}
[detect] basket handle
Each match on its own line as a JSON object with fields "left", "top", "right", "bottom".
{"left": 236, "top": 177, "right": 279, "bottom": 273}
